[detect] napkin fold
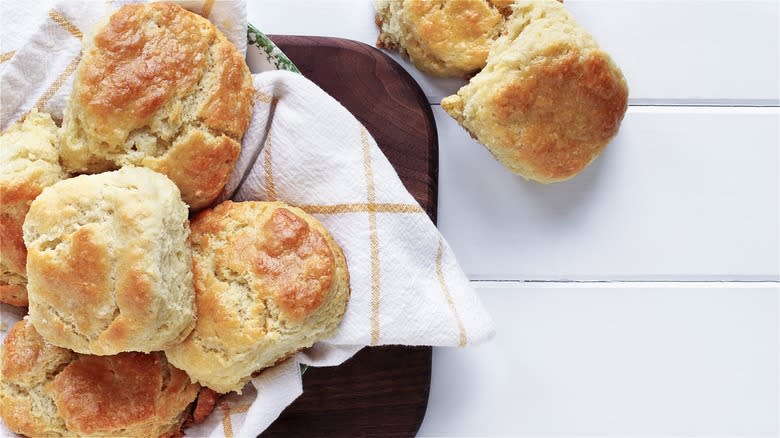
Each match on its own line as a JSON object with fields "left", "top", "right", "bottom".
{"left": 0, "top": 1, "right": 495, "bottom": 436}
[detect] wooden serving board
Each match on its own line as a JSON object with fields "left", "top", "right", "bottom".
{"left": 261, "top": 36, "right": 438, "bottom": 437}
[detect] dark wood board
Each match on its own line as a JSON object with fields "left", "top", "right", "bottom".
{"left": 260, "top": 36, "right": 438, "bottom": 437}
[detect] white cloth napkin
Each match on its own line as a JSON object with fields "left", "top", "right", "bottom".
{"left": 0, "top": 1, "right": 495, "bottom": 437}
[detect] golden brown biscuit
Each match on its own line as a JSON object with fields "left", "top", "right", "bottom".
{"left": 0, "top": 319, "right": 200, "bottom": 438}
{"left": 0, "top": 319, "right": 74, "bottom": 436}
{"left": 374, "top": 0, "right": 505, "bottom": 77}
{"left": 165, "top": 201, "right": 350, "bottom": 393}
{"left": 23, "top": 166, "right": 195, "bottom": 355}
{"left": 442, "top": 0, "right": 628, "bottom": 182}
{"left": 0, "top": 110, "right": 67, "bottom": 306}
{"left": 60, "top": 2, "right": 254, "bottom": 210}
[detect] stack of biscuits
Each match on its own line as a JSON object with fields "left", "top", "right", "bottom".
{"left": 0, "top": 3, "right": 350, "bottom": 437}
{"left": 375, "top": 0, "right": 629, "bottom": 183}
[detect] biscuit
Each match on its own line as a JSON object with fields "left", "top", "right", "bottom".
{"left": 23, "top": 166, "right": 195, "bottom": 355}
{"left": 441, "top": 0, "right": 628, "bottom": 182}
{"left": 0, "top": 319, "right": 200, "bottom": 438}
{"left": 60, "top": 2, "right": 254, "bottom": 210}
{"left": 165, "top": 201, "right": 350, "bottom": 393}
{"left": 374, "top": 0, "right": 505, "bottom": 77}
{"left": 0, "top": 110, "right": 67, "bottom": 306}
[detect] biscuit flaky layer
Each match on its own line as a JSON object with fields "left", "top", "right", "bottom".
{"left": 0, "top": 110, "right": 66, "bottom": 306}
{"left": 0, "top": 320, "right": 200, "bottom": 438}
{"left": 442, "top": 0, "right": 629, "bottom": 183}
{"left": 165, "top": 201, "right": 350, "bottom": 393}
{"left": 374, "top": 0, "right": 505, "bottom": 78}
{"left": 59, "top": 2, "right": 254, "bottom": 210}
{"left": 23, "top": 166, "right": 195, "bottom": 356}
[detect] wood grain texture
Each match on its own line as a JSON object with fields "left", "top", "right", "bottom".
{"left": 261, "top": 35, "right": 437, "bottom": 437}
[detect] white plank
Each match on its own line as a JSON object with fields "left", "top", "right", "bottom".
{"left": 418, "top": 283, "right": 779, "bottom": 437}
{"left": 565, "top": 0, "right": 779, "bottom": 106}
{"left": 436, "top": 106, "right": 780, "bottom": 281}
{"left": 250, "top": 0, "right": 779, "bottom": 105}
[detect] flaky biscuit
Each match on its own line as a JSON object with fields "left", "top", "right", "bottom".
{"left": 60, "top": 2, "right": 254, "bottom": 210}
{"left": 23, "top": 166, "right": 195, "bottom": 355}
{"left": 0, "top": 110, "right": 67, "bottom": 306}
{"left": 0, "top": 320, "right": 74, "bottom": 436}
{"left": 165, "top": 201, "right": 350, "bottom": 393}
{"left": 374, "top": 0, "right": 505, "bottom": 77}
{"left": 0, "top": 320, "right": 200, "bottom": 438}
{"left": 442, "top": 0, "right": 628, "bottom": 182}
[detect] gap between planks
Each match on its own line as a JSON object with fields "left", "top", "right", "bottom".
{"left": 470, "top": 280, "right": 780, "bottom": 289}
{"left": 429, "top": 103, "right": 780, "bottom": 112}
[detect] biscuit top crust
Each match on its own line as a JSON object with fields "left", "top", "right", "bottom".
{"left": 191, "top": 201, "right": 335, "bottom": 330}
{"left": 1, "top": 318, "right": 74, "bottom": 389}
{"left": 51, "top": 352, "right": 199, "bottom": 436}
{"left": 488, "top": 0, "right": 628, "bottom": 180}
{"left": 0, "top": 320, "right": 74, "bottom": 436}
{"left": 83, "top": 3, "right": 207, "bottom": 135}
{"left": 489, "top": 51, "right": 627, "bottom": 180}
{"left": 79, "top": 3, "right": 251, "bottom": 142}
{"left": 62, "top": 3, "right": 253, "bottom": 209}
{"left": 23, "top": 167, "right": 194, "bottom": 355}
{"left": 442, "top": 0, "right": 628, "bottom": 182}
{"left": 164, "top": 201, "right": 350, "bottom": 393}
{"left": 1, "top": 320, "right": 199, "bottom": 437}
{"left": 403, "top": 0, "right": 503, "bottom": 76}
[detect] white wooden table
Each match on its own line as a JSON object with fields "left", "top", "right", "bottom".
{"left": 0, "top": 1, "right": 776, "bottom": 436}
{"left": 252, "top": 1, "right": 779, "bottom": 436}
